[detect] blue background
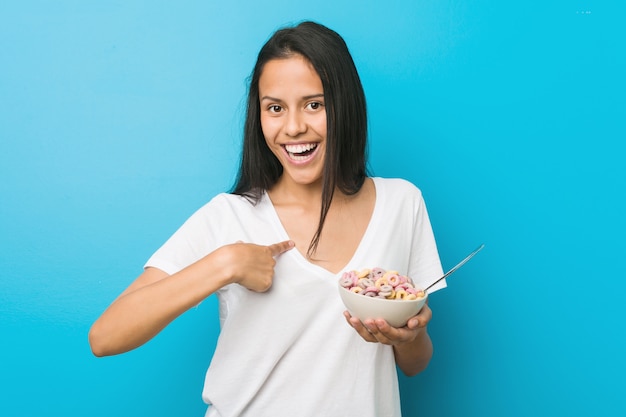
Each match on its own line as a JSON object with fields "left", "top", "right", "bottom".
{"left": 1, "top": 1, "right": 624, "bottom": 416}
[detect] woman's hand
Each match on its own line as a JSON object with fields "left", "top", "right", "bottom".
{"left": 216, "top": 240, "right": 295, "bottom": 292}
{"left": 343, "top": 302, "right": 432, "bottom": 346}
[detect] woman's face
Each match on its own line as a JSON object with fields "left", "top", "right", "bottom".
{"left": 258, "top": 55, "right": 327, "bottom": 188}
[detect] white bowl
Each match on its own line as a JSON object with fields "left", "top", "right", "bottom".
{"left": 338, "top": 285, "right": 427, "bottom": 328}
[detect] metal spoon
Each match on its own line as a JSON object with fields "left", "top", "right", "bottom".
{"left": 423, "top": 243, "right": 485, "bottom": 293}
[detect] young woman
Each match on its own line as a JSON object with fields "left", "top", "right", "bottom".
{"left": 89, "top": 21, "right": 445, "bottom": 417}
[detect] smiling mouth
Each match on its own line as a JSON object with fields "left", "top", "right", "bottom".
{"left": 283, "top": 143, "right": 319, "bottom": 161}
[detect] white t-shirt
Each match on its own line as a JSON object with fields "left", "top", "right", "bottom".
{"left": 145, "top": 177, "right": 445, "bottom": 417}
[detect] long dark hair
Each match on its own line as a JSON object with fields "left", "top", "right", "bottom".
{"left": 232, "top": 21, "right": 368, "bottom": 257}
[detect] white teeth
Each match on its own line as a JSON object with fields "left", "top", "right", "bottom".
{"left": 285, "top": 143, "right": 317, "bottom": 154}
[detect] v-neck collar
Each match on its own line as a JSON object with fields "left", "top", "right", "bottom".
{"left": 260, "top": 177, "right": 384, "bottom": 277}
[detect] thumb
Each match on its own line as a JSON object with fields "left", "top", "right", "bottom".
{"left": 268, "top": 240, "right": 295, "bottom": 257}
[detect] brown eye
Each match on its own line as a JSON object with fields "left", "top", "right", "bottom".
{"left": 307, "top": 101, "right": 323, "bottom": 111}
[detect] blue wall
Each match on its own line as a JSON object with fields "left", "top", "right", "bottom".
{"left": 1, "top": 1, "right": 624, "bottom": 416}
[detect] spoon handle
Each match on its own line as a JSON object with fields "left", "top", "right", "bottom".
{"left": 424, "top": 243, "right": 485, "bottom": 293}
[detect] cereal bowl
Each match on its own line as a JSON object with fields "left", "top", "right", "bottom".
{"left": 338, "top": 285, "right": 427, "bottom": 328}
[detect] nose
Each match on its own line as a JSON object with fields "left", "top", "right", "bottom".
{"left": 284, "top": 110, "right": 307, "bottom": 137}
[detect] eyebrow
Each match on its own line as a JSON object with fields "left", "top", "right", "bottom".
{"left": 260, "top": 93, "right": 324, "bottom": 102}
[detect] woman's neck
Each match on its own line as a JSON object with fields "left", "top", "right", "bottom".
{"left": 268, "top": 175, "right": 326, "bottom": 207}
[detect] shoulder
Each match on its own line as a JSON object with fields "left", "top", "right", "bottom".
{"left": 198, "top": 192, "right": 257, "bottom": 213}
{"left": 372, "top": 177, "right": 424, "bottom": 199}
{"left": 179, "top": 192, "right": 259, "bottom": 228}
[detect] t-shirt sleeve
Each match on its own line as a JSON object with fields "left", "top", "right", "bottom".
{"left": 143, "top": 198, "right": 221, "bottom": 275}
{"left": 406, "top": 183, "right": 446, "bottom": 293}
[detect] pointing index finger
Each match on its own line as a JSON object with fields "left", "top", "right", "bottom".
{"left": 268, "top": 240, "right": 295, "bottom": 257}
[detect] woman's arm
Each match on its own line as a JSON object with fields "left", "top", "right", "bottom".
{"left": 388, "top": 308, "right": 434, "bottom": 376}
{"left": 89, "top": 240, "right": 294, "bottom": 357}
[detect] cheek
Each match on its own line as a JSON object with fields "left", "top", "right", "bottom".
{"left": 312, "top": 112, "right": 327, "bottom": 135}
{"left": 261, "top": 122, "right": 281, "bottom": 156}
{"left": 260, "top": 116, "right": 279, "bottom": 140}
